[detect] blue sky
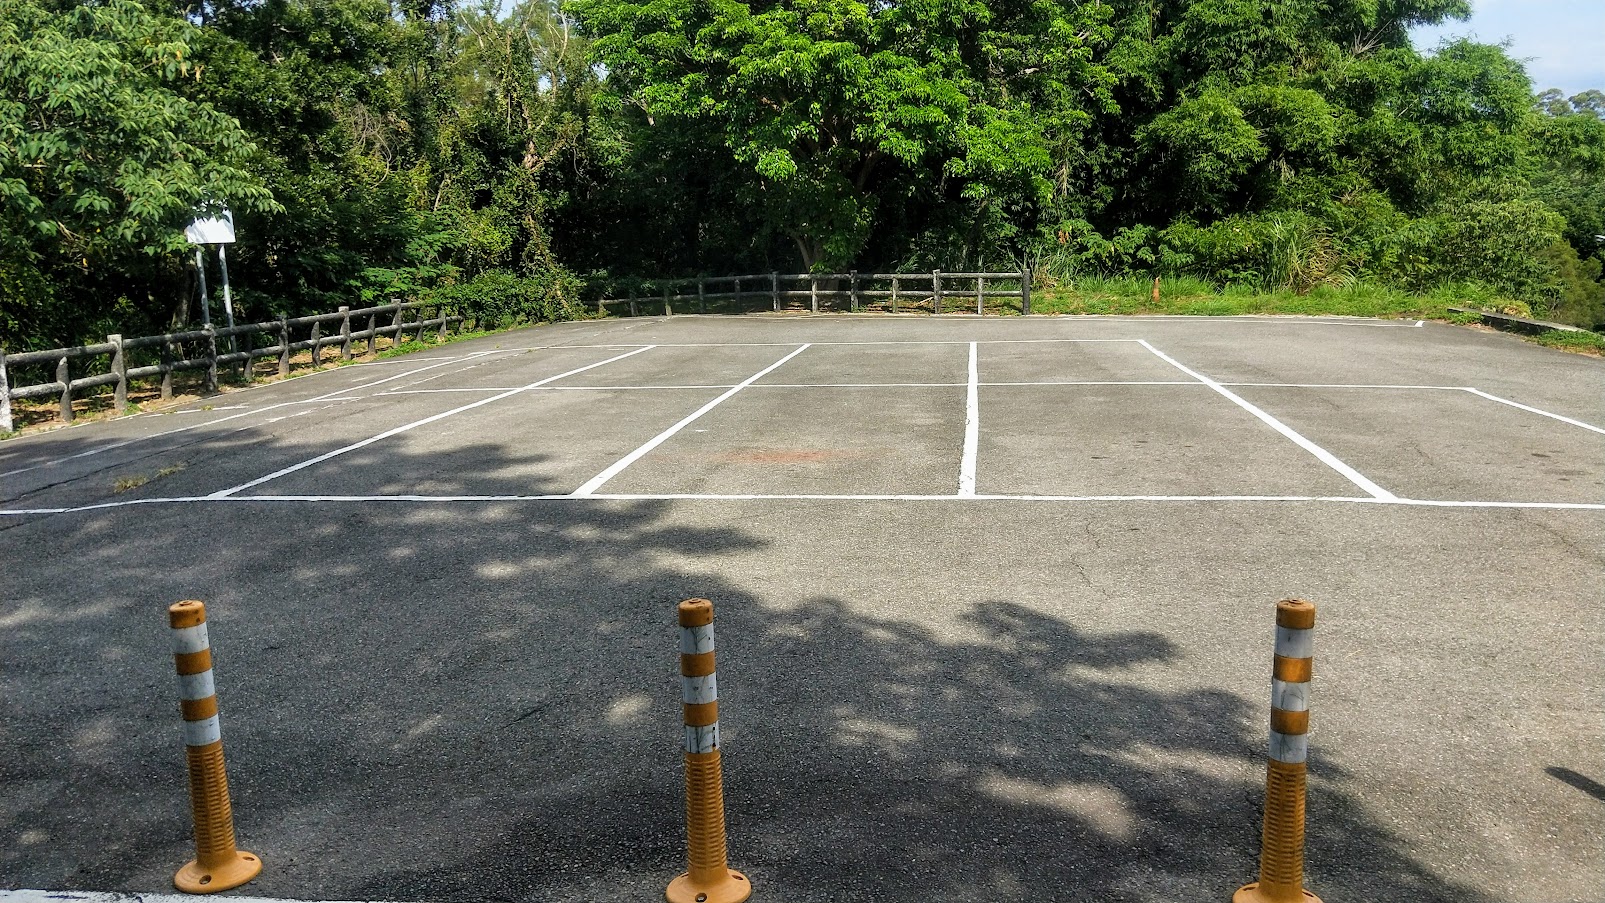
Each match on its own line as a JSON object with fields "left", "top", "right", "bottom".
{"left": 1412, "top": 0, "right": 1605, "bottom": 96}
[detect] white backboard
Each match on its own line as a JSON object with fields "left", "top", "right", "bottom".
{"left": 185, "top": 210, "right": 236, "bottom": 244}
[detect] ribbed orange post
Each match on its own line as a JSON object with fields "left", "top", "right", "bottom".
{"left": 169, "top": 600, "right": 262, "bottom": 893}
{"left": 1234, "top": 599, "right": 1322, "bottom": 903}
{"left": 667, "top": 598, "right": 752, "bottom": 903}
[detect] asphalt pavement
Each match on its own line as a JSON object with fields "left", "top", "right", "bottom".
{"left": 2, "top": 313, "right": 1601, "bottom": 902}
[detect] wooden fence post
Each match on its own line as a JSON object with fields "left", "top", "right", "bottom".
{"left": 932, "top": 270, "right": 942, "bottom": 315}
{"left": 698, "top": 278, "right": 707, "bottom": 314}
{"left": 278, "top": 316, "right": 291, "bottom": 377}
{"left": 1021, "top": 267, "right": 1032, "bottom": 315}
{"left": 437, "top": 305, "right": 448, "bottom": 341}
{"left": 57, "top": 354, "right": 73, "bottom": 422}
{"left": 109, "top": 334, "right": 127, "bottom": 409}
{"left": 238, "top": 328, "right": 253, "bottom": 383}
{"left": 629, "top": 289, "right": 638, "bottom": 318}
{"left": 161, "top": 339, "right": 175, "bottom": 400}
{"left": 891, "top": 276, "right": 899, "bottom": 313}
{"left": 976, "top": 275, "right": 984, "bottom": 315}
{"left": 391, "top": 306, "right": 405, "bottom": 349}
{"left": 204, "top": 326, "right": 219, "bottom": 392}
{"left": 850, "top": 270, "right": 859, "bottom": 312}
{"left": 365, "top": 312, "right": 377, "bottom": 355}
{"left": 771, "top": 272, "right": 780, "bottom": 311}
{"left": 810, "top": 274, "right": 819, "bottom": 313}
{"left": 0, "top": 348, "right": 11, "bottom": 433}
{"left": 664, "top": 284, "right": 673, "bottom": 316}
{"left": 339, "top": 306, "right": 352, "bottom": 361}
{"left": 310, "top": 321, "right": 323, "bottom": 367}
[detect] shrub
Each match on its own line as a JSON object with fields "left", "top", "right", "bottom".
{"left": 426, "top": 269, "right": 585, "bottom": 327}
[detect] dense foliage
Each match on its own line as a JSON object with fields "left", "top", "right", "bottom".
{"left": 3, "top": 0, "right": 1603, "bottom": 351}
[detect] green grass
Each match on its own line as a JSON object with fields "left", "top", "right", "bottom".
{"left": 1531, "top": 329, "right": 1605, "bottom": 354}
{"left": 1032, "top": 277, "right": 1452, "bottom": 319}
{"left": 1029, "top": 278, "right": 1605, "bottom": 355}
{"left": 375, "top": 328, "right": 501, "bottom": 360}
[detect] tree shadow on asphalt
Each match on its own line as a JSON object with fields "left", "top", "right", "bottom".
{"left": 0, "top": 435, "right": 1496, "bottom": 903}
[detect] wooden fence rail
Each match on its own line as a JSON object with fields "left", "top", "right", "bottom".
{"left": 2, "top": 300, "right": 465, "bottom": 431}
{"left": 595, "top": 268, "right": 1032, "bottom": 317}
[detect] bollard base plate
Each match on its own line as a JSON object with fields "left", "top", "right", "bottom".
{"left": 175, "top": 851, "right": 262, "bottom": 894}
{"left": 1233, "top": 882, "right": 1321, "bottom": 903}
{"left": 667, "top": 869, "right": 752, "bottom": 903}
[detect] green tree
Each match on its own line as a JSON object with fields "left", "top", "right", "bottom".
{"left": 0, "top": 0, "right": 277, "bottom": 347}
{"left": 572, "top": 0, "right": 1111, "bottom": 270}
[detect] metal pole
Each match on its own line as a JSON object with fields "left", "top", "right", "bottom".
{"left": 195, "top": 249, "right": 211, "bottom": 327}
{"left": 0, "top": 348, "right": 12, "bottom": 433}
{"left": 217, "top": 245, "right": 237, "bottom": 346}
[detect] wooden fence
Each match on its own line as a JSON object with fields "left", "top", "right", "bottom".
{"left": 594, "top": 269, "right": 1032, "bottom": 317}
{"left": 1, "top": 301, "right": 464, "bottom": 431}
{"left": 1, "top": 269, "right": 1033, "bottom": 432}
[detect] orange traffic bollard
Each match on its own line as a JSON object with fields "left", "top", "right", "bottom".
{"left": 169, "top": 600, "right": 262, "bottom": 893}
{"left": 1234, "top": 599, "right": 1322, "bottom": 903}
{"left": 667, "top": 598, "right": 752, "bottom": 903}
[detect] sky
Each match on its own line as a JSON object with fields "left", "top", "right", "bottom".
{"left": 1411, "top": 0, "right": 1605, "bottom": 96}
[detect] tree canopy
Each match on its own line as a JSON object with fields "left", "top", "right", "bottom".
{"left": 2, "top": 0, "right": 1603, "bottom": 352}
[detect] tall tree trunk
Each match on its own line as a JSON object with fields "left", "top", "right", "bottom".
{"left": 793, "top": 235, "right": 825, "bottom": 271}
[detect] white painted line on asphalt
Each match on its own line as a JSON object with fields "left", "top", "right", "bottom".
{"left": 981, "top": 381, "right": 1200, "bottom": 387}
{"left": 381, "top": 385, "right": 737, "bottom": 394}
{"left": 517, "top": 339, "right": 1142, "bottom": 349}
{"left": 571, "top": 344, "right": 813, "bottom": 496}
{"left": 550, "top": 384, "right": 738, "bottom": 390}
{"left": 207, "top": 346, "right": 656, "bottom": 497}
{"left": 0, "top": 890, "right": 415, "bottom": 903}
{"left": 0, "top": 352, "right": 517, "bottom": 481}
{"left": 1461, "top": 388, "right": 1605, "bottom": 436}
{"left": 1368, "top": 498, "right": 1605, "bottom": 509}
{"left": 753, "top": 382, "right": 961, "bottom": 388}
{"left": 354, "top": 381, "right": 1477, "bottom": 394}
{"left": 380, "top": 387, "right": 525, "bottom": 393}
{"left": 1137, "top": 340, "right": 1397, "bottom": 500}
{"left": 1219, "top": 383, "right": 1465, "bottom": 390}
{"left": 960, "top": 341, "right": 980, "bottom": 496}
{"left": 6, "top": 493, "right": 1605, "bottom": 517}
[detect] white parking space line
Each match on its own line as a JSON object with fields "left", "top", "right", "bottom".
{"left": 360, "top": 381, "right": 1479, "bottom": 394}
{"left": 207, "top": 346, "right": 656, "bottom": 498}
{"left": 960, "top": 342, "right": 980, "bottom": 496}
{"left": 1218, "top": 383, "right": 1465, "bottom": 390}
{"left": 531, "top": 338, "right": 1142, "bottom": 349}
{"left": 1460, "top": 388, "right": 1605, "bottom": 436}
{"left": 571, "top": 344, "right": 814, "bottom": 496}
{"left": 6, "top": 494, "right": 1603, "bottom": 517}
{"left": 982, "top": 380, "right": 1199, "bottom": 386}
{"left": 0, "top": 351, "right": 517, "bottom": 481}
{"left": 378, "top": 385, "right": 743, "bottom": 395}
{"left": 1137, "top": 339, "right": 1396, "bottom": 500}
